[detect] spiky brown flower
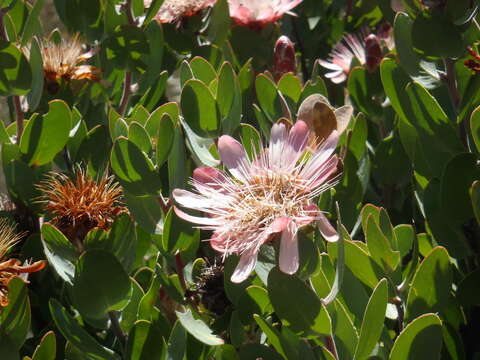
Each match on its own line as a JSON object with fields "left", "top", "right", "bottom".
{"left": 38, "top": 169, "right": 127, "bottom": 244}
{"left": 0, "top": 220, "right": 46, "bottom": 307}
{"left": 145, "top": 0, "right": 216, "bottom": 23}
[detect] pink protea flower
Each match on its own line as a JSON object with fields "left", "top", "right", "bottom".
{"left": 173, "top": 121, "right": 341, "bottom": 283}
{"left": 145, "top": 0, "right": 216, "bottom": 23}
{"left": 318, "top": 31, "right": 383, "bottom": 84}
{"left": 228, "top": 0, "right": 303, "bottom": 28}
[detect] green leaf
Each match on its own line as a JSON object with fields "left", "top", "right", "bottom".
{"left": 128, "top": 122, "right": 152, "bottom": 154}
{"left": 353, "top": 278, "right": 388, "bottom": 360}
{"left": 137, "top": 265, "right": 161, "bottom": 321}
{"left": 120, "top": 278, "right": 145, "bottom": 333}
{"left": 393, "top": 12, "right": 420, "bottom": 76}
{"left": 0, "top": 277, "right": 30, "bottom": 349}
{"left": 181, "top": 79, "right": 219, "bottom": 136}
{"left": 267, "top": 268, "right": 331, "bottom": 335}
{"left": 278, "top": 73, "right": 302, "bottom": 106}
{"left": 218, "top": 62, "right": 242, "bottom": 134}
{"left": 110, "top": 137, "right": 161, "bottom": 195}
{"left": 255, "top": 74, "right": 282, "bottom": 122}
{"left": 365, "top": 215, "right": 400, "bottom": 273}
{"left": 299, "top": 76, "right": 327, "bottom": 104}
{"left": 41, "top": 223, "right": 77, "bottom": 284}
{"left": 347, "top": 67, "right": 382, "bottom": 116}
{"left": 26, "top": 38, "right": 44, "bottom": 112}
{"left": 103, "top": 25, "right": 149, "bottom": 73}
{"left": 20, "top": 0, "right": 45, "bottom": 45}
{"left": 156, "top": 113, "right": 175, "bottom": 167}
{"left": 75, "top": 125, "right": 110, "bottom": 179}
{"left": 328, "top": 240, "right": 383, "bottom": 290}
{"left": 180, "top": 116, "right": 219, "bottom": 167}
{"left": 471, "top": 181, "right": 480, "bottom": 224}
{"left": 166, "top": 320, "right": 187, "bottom": 360}
{"left": 123, "top": 191, "right": 163, "bottom": 234}
{"left": 389, "top": 314, "right": 442, "bottom": 360}
{"left": 412, "top": 14, "right": 464, "bottom": 58}
{"left": 20, "top": 100, "right": 72, "bottom": 166}
{"left": 73, "top": 250, "right": 132, "bottom": 320}
{"left": 32, "top": 331, "right": 56, "bottom": 360}
{"left": 207, "top": 0, "right": 231, "bottom": 45}
{"left": 190, "top": 57, "right": 217, "bottom": 85}
{"left": 49, "top": 299, "right": 120, "bottom": 360}
{"left": 143, "top": 0, "right": 165, "bottom": 24}
{"left": 440, "top": 153, "right": 480, "bottom": 224}
{"left": 0, "top": 40, "right": 32, "bottom": 95}
{"left": 125, "top": 320, "right": 165, "bottom": 360}
{"left": 471, "top": 106, "right": 480, "bottom": 153}
{"left": 321, "top": 221, "right": 346, "bottom": 305}
{"left": 162, "top": 208, "right": 200, "bottom": 255}
{"left": 239, "top": 344, "right": 283, "bottom": 360}
{"left": 394, "top": 224, "right": 415, "bottom": 258}
{"left": 405, "top": 247, "right": 452, "bottom": 322}
{"left": 175, "top": 309, "right": 224, "bottom": 346}
{"left": 168, "top": 124, "right": 187, "bottom": 191}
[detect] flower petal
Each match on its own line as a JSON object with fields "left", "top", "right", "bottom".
{"left": 334, "top": 105, "right": 353, "bottom": 134}
{"left": 289, "top": 120, "right": 309, "bottom": 154}
{"left": 279, "top": 221, "right": 299, "bottom": 275}
{"left": 172, "top": 189, "right": 210, "bottom": 210}
{"left": 173, "top": 206, "right": 221, "bottom": 226}
{"left": 231, "top": 248, "right": 258, "bottom": 283}
{"left": 317, "top": 212, "right": 339, "bottom": 242}
{"left": 218, "top": 135, "right": 248, "bottom": 182}
{"left": 193, "top": 167, "right": 224, "bottom": 185}
{"left": 300, "top": 130, "right": 339, "bottom": 179}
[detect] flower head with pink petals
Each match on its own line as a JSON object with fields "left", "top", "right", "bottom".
{"left": 228, "top": 0, "right": 303, "bottom": 28}
{"left": 145, "top": 0, "right": 216, "bottom": 23}
{"left": 173, "top": 121, "right": 341, "bottom": 283}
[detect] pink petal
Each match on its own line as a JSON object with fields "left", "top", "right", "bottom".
{"left": 279, "top": 220, "right": 299, "bottom": 275}
{"left": 172, "top": 189, "right": 210, "bottom": 210}
{"left": 300, "top": 131, "right": 339, "bottom": 179}
{"left": 270, "top": 216, "right": 291, "bottom": 232}
{"left": 193, "top": 167, "right": 224, "bottom": 185}
{"left": 218, "top": 135, "right": 248, "bottom": 182}
{"left": 296, "top": 203, "right": 320, "bottom": 226}
{"left": 317, "top": 59, "right": 343, "bottom": 71}
{"left": 173, "top": 206, "right": 220, "bottom": 226}
{"left": 309, "top": 155, "right": 340, "bottom": 187}
{"left": 331, "top": 73, "right": 348, "bottom": 84}
{"left": 231, "top": 248, "right": 258, "bottom": 283}
{"left": 317, "top": 212, "right": 339, "bottom": 242}
{"left": 289, "top": 120, "right": 309, "bottom": 154}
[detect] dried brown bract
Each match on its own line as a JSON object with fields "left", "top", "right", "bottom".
{"left": 38, "top": 169, "right": 127, "bottom": 245}
{"left": 0, "top": 220, "right": 46, "bottom": 307}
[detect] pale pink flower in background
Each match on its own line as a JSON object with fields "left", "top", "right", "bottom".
{"left": 145, "top": 0, "right": 216, "bottom": 23}
{"left": 173, "top": 121, "right": 341, "bottom": 283}
{"left": 228, "top": 0, "right": 303, "bottom": 28}
{"left": 319, "top": 30, "right": 386, "bottom": 84}
{"left": 318, "top": 32, "right": 367, "bottom": 84}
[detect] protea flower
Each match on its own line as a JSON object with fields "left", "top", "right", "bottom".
{"left": 0, "top": 220, "right": 46, "bottom": 307}
{"left": 318, "top": 31, "right": 383, "bottom": 84}
{"left": 38, "top": 169, "right": 127, "bottom": 247}
{"left": 173, "top": 120, "right": 341, "bottom": 283}
{"left": 145, "top": 0, "right": 216, "bottom": 23}
{"left": 228, "top": 0, "right": 303, "bottom": 28}
{"left": 36, "top": 34, "right": 100, "bottom": 93}
{"left": 273, "top": 35, "right": 297, "bottom": 81}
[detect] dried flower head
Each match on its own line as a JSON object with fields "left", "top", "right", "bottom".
{"left": 38, "top": 169, "right": 127, "bottom": 242}
{"left": 173, "top": 120, "right": 341, "bottom": 283}
{"left": 0, "top": 219, "right": 46, "bottom": 307}
{"left": 145, "top": 0, "right": 216, "bottom": 23}
{"left": 33, "top": 34, "right": 100, "bottom": 93}
{"left": 228, "top": 0, "right": 303, "bottom": 28}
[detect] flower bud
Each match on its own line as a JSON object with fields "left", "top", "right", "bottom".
{"left": 273, "top": 35, "right": 296, "bottom": 81}
{"left": 364, "top": 34, "right": 382, "bottom": 73}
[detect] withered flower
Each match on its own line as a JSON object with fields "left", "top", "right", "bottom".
{"left": 0, "top": 220, "right": 46, "bottom": 307}
{"left": 34, "top": 34, "right": 100, "bottom": 93}
{"left": 38, "top": 169, "right": 127, "bottom": 246}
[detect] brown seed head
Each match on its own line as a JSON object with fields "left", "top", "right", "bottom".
{"left": 37, "top": 169, "right": 127, "bottom": 241}
{"left": 0, "top": 219, "right": 47, "bottom": 307}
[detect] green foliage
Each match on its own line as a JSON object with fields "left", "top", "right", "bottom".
{"left": 1, "top": 0, "right": 479, "bottom": 358}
